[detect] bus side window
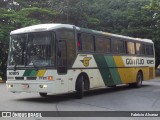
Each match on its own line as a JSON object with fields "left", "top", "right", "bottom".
{"left": 81, "top": 33, "right": 94, "bottom": 52}
{"left": 57, "top": 30, "right": 76, "bottom": 68}
{"left": 146, "top": 44, "right": 154, "bottom": 56}
{"left": 136, "top": 43, "right": 145, "bottom": 55}
{"left": 66, "top": 31, "right": 75, "bottom": 68}
{"left": 77, "top": 33, "right": 82, "bottom": 51}
{"left": 112, "top": 39, "right": 125, "bottom": 54}
{"left": 126, "top": 41, "right": 135, "bottom": 55}
{"left": 95, "top": 36, "right": 111, "bottom": 53}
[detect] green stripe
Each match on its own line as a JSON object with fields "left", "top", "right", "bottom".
{"left": 23, "top": 70, "right": 38, "bottom": 77}
{"left": 23, "top": 70, "right": 32, "bottom": 76}
{"left": 94, "top": 54, "right": 114, "bottom": 86}
{"left": 29, "top": 70, "right": 38, "bottom": 77}
{"left": 104, "top": 56, "right": 122, "bottom": 84}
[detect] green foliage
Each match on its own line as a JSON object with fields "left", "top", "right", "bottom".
{"left": 0, "top": 7, "right": 60, "bottom": 80}
{"left": 1, "top": 0, "right": 160, "bottom": 79}
{"left": 144, "top": 0, "right": 160, "bottom": 67}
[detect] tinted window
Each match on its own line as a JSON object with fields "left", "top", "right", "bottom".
{"left": 136, "top": 43, "right": 145, "bottom": 55}
{"left": 146, "top": 44, "right": 154, "bottom": 56}
{"left": 95, "top": 37, "right": 110, "bottom": 52}
{"left": 126, "top": 41, "right": 135, "bottom": 54}
{"left": 66, "top": 31, "right": 75, "bottom": 67}
{"left": 57, "top": 30, "right": 74, "bottom": 40}
{"left": 57, "top": 30, "right": 76, "bottom": 67}
{"left": 77, "top": 33, "right": 82, "bottom": 50}
{"left": 112, "top": 39, "right": 125, "bottom": 53}
{"left": 81, "top": 33, "right": 94, "bottom": 52}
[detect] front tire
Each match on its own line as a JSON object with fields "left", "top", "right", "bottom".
{"left": 76, "top": 76, "right": 85, "bottom": 99}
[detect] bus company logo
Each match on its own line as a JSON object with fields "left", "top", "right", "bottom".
{"left": 80, "top": 57, "right": 92, "bottom": 67}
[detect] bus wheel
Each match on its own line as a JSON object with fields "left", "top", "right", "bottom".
{"left": 76, "top": 76, "right": 85, "bottom": 99}
{"left": 130, "top": 71, "right": 143, "bottom": 88}
{"left": 136, "top": 72, "right": 143, "bottom": 88}
{"left": 39, "top": 92, "right": 47, "bottom": 97}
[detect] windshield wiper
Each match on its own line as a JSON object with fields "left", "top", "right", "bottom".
{"left": 33, "top": 63, "right": 39, "bottom": 71}
{"left": 14, "top": 64, "right": 17, "bottom": 71}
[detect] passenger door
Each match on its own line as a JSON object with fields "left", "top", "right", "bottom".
{"left": 57, "top": 40, "right": 67, "bottom": 74}
{"left": 55, "top": 40, "right": 68, "bottom": 93}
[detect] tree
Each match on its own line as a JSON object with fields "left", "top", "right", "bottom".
{"left": 1, "top": 0, "right": 160, "bottom": 79}
{"left": 145, "top": 0, "right": 160, "bottom": 67}
{"left": 0, "top": 7, "right": 60, "bottom": 80}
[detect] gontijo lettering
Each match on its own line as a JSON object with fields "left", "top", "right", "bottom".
{"left": 126, "top": 58, "right": 144, "bottom": 65}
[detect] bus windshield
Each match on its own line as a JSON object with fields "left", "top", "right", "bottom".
{"left": 8, "top": 32, "right": 55, "bottom": 68}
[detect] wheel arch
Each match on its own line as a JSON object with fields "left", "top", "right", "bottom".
{"left": 75, "top": 72, "right": 90, "bottom": 91}
{"left": 138, "top": 69, "right": 143, "bottom": 81}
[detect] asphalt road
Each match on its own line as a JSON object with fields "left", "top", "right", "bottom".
{"left": 1, "top": 79, "right": 160, "bottom": 120}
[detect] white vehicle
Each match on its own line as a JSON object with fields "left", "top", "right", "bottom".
{"left": 6, "top": 24, "right": 155, "bottom": 98}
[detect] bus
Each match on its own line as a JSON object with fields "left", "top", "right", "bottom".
{"left": 6, "top": 24, "right": 155, "bottom": 98}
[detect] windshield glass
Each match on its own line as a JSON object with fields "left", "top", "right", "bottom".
{"left": 8, "top": 32, "right": 55, "bottom": 68}
{"left": 27, "top": 32, "right": 54, "bottom": 67}
{"left": 8, "top": 34, "right": 27, "bottom": 65}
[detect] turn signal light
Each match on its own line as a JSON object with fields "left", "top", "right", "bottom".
{"left": 48, "top": 76, "right": 53, "bottom": 81}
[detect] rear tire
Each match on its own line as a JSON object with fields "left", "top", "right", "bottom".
{"left": 129, "top": 72, "right": 143, "bottom": 88}
{"left": 39, "top": 92, "right": 47, "bottom": 97}
{"left": 136, "top": 72, "right": 143, "bottom": 88}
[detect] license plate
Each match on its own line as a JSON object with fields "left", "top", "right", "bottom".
{"left": 21, "top": 84, "right": 29, "bottom": 88}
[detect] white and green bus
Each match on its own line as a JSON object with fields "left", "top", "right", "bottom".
{"left": 6, "top": 24, "right": 155, "bottom": 98}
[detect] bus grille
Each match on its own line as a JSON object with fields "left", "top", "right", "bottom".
{"left": 26, "top": 77, "right": 37, "bottom": 80}
{"left": 15, "top": 77, "right": 24, "bottom": 80}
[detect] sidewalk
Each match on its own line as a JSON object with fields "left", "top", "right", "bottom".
{"left": 0, "top": 80, "right": 5, "bottom": 83}
{"left": 0, "top": 78, "right": 5, "bottom": 83}
{"left": 0, "top": 76, "right": 5, "bottom": 83}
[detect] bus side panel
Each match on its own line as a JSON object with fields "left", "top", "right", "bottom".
{"left": 113, "top": 56, "right": 155, "bottom": 84}
{"left": 113, "top": 56, "right": 137, "bottom": 84}
{"left": 149, "top": 67, "right": 155, "bottom": 79}
{"left": 141, "top": 67, "right": 149, "bottom": 81}
{"left": 72, "top": 54, "right": 106, "bottom": 89}
{"left": 113, "top": 56, "right": 128, "bottom": 84}
{"left": 94, "top": 54, "right": 124, "bottom": 86}
{"left": 141, "top": 67, "right": 155, "bottom": 81}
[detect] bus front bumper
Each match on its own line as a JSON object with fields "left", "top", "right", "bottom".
{"left": 6, "top": 81, "right": 56, "bottom": 94}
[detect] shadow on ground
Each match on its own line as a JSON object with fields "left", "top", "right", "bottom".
{"left": 14, "top": 84, "right": 150, "bottom": 103}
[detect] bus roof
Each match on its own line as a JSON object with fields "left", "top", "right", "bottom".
{"left": 10, "top": 24, "right": 74, "bottom": 35}
{"left": 10, "top": 23, "right": 153, "bottom": 44}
